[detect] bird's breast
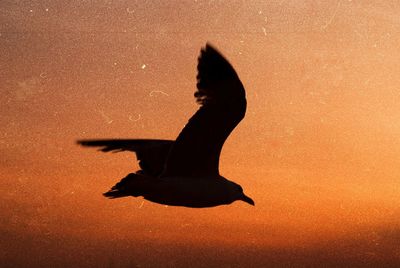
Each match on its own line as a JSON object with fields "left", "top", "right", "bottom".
{"left": 142, "top": 176, "right": 231, "bottom": 208}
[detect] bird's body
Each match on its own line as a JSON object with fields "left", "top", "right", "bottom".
{"left": 123, "top": 174, "right": 241, "bottom": 208}
{"left": 78, "top": 44, "right": 254, "bottom": 208}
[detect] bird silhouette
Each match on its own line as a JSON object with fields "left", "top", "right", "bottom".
{"left": 77, "top": 44, "right": 254, "bottom": 208}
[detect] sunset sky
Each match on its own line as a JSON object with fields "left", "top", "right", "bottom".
{"left": 1, "top": 1, "right": 400, "bottom": 267}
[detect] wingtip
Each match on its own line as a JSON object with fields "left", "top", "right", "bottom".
{"left": 76, "top": 140, "right": 84, "bottom": 146}
{"left": 76, "top": 140, "right": 91, "bottom": 146}
{"left": 198, "top": 43, "right": 224, "bottom": 64}
{"left": 203, "top": 42, "right": 218, "bottom": 53}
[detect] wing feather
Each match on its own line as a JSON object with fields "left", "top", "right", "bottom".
{"left": 161, "top": 44, "right": 246, "bottom": 177}
{"left": 77, "top": 139, "right": 173, "bottom": 176}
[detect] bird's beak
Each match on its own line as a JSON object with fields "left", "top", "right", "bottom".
{"left": 239, "top": 193, "right": 255, "bottom": 206}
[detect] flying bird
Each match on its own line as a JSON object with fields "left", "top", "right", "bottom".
{"left": 77, "top": 44, "right": 254, "bottom": 208}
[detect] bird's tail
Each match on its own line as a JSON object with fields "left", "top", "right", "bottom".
{"left": 103, "top": 173, "right": 144, "bottom": 199}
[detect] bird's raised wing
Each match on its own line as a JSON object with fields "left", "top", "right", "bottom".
{"left": 77, "top": 139, "right": 173, "bottom": 176}
{"left": 161, "top": 44, "right": 246, "bottom": 177}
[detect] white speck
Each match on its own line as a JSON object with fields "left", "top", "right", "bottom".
{"left": 45, "top": 8, "right": 49, "bottom": 12}
{"left": 264, "top": 17, "right": 268, "bottom": 23}
{"left": 321, "top": 0, "right": 341, "bottom": 30}
{"left": 262, "top": 27, "right": 267, "bottom": 36}
{"left": 138, "top": 201, "right": 144, "bottom": 209}
{"left": 98, "top": 110, "right": 113, "bottom": 124}
{"left": 149, "top": 90, "right": 169, "bottom": 97}
{"left": 285, "top": 127, "right": 294, "bottom": 136}
{"left": 126, "top": 7, "right": 135, "bottom": 14}
{"left": 129, "top": 114, "right": 141, "bottom": 121}
{"left": 258, "top": 10, "right": 262, "bottom": 15}
{"left": 114, "top": 62, "right": 117, "bottom": 66}
{"left": 353, "top": 29, "right": 363, "bottom": 38}
{"left": 141, "top": 64, "right": 146, "bottom": 69}
{"left": 15, "top": 77, "right": 41, "bottom": 101}
{"left": 29, "top": 9, "right": 33, "bottom": 12}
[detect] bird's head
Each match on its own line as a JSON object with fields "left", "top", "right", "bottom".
{"left": 236, "top": 186, "right": 255, "bottom": 206}
{"left": 227, "top": 182, "right": 255, "bottom": 206}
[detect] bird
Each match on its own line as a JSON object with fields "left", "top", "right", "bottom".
{"left": 77, "top": 44, "right": 254, "bottom": 208}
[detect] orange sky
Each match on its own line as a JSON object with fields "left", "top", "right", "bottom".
{"left": 1, "top": 1, "right": 400, "bottom": 267}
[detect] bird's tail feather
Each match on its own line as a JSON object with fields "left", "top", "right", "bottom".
{"left": 103, "top": 173, "right": 142, "bottom": 199}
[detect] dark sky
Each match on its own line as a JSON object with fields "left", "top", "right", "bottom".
{"left": 1, "top": 1, "right": 400, "bottom": 267}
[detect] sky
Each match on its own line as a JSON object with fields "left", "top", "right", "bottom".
{"left": 1, "top": 1, "right": 400, "bottom": 267}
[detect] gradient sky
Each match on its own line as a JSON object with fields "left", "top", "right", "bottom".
{"left": 1, "top": 1, "right": 400, "bottom": 267}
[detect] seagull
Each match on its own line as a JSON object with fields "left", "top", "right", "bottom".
{"left": 77, "top": 44, "right": 254, "bottom": 208}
